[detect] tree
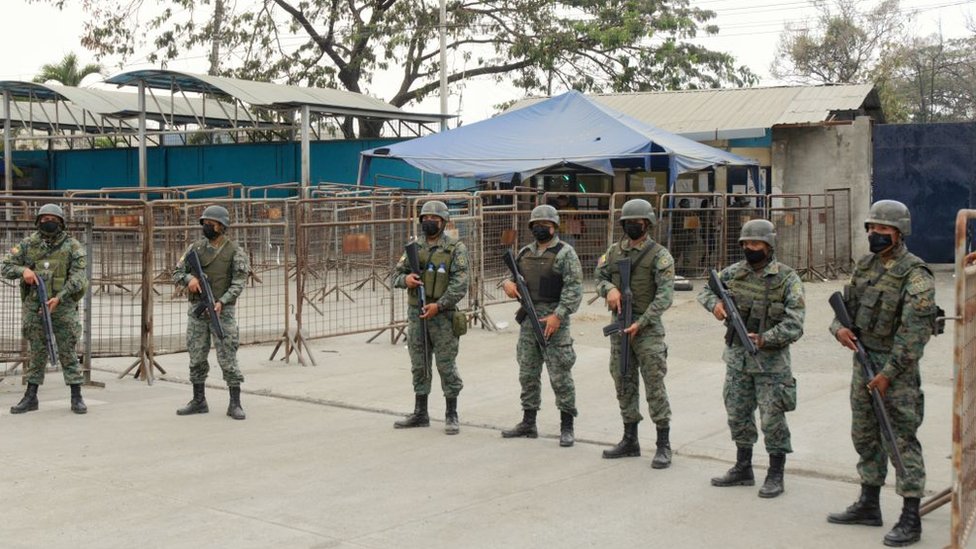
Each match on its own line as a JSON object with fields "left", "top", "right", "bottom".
{"left": 33, "top": 0, "right": 756, "bottom": 137}
{"left": 32, "top": 52, "right": 104, "bottom": 86}
{"left": 889, "top": 34, "right": 976, "bottom": 122}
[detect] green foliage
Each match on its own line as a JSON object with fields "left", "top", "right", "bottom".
{"left": 32, "top": 52, "right": 104, "bottom": 86}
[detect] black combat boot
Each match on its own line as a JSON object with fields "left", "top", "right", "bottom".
{"left": 10, "top": 383, "right": 39, "bottom": 414}
{"left": 227, "top": 386, "right": 246, "bottom": 420}
{"left": 883, "top": 497, "right": 921, "bottom": 546}
{"left": 603, "top": 422, "right": 640, "bottom": 458}
{"left": 652, "top": 427, "right": 672, "bottom": 469}
{"left": 394, "top": 394, "right": 430, "bottom": 428}
{"left": 559, "top": 411, "right": 574, "bottom": 447}
{"left": 758, "top": 453, "right": 785, "bottom": 498}
{"left": 711, "top": 446, "right": 755, "bottom": 486}
{"left": 445, "top": 397, "right": 459, "bottom": 435}
{"left": 501, "top": 409, "right": 538, "bottom": 438}
{"left": 827, "top": 484, "right": 883, "bottom": 526}
{"left": 69, "top": 384, "right": 87, "bottom": 415}
{"left": 176, "top": 383, "right": 209, "bottom": 415}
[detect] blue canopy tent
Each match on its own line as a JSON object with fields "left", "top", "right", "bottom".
{"left": 359, "top": 90, "right": 759, "bottom": 191}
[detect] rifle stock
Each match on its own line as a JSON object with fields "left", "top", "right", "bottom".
{"left": 502, "top": 250, "right": 548, "bottom": 354}
{"left": 185, "top": 249, "right": 225, "bottom": 340}
{"left": 708, "top": 269, "right": 761, "bottom": 368}
{"left": 405, "top": 241, "right": 431, "bottom": 381}
{"left": 602, "top": 258, "right": 633, "bottom": 377}
{"left": 34, "top": 276, "right": 60, "bottom": 367}
{"left": 829, "top": 291, "right": 906, "bottom": 477}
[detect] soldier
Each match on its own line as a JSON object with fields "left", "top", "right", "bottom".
{"left": 827, "top": 200, "right": 937, "bottom": 547}
{"left": 172, "top": 205, "right": 250, "bottom": 420}
{"left": 2, "top": 204, "right": 89, "bottom": 414}
{"left": 501, "top": 205, "right": 583, "bottom": 447}
{"left": 391, "top": 200, "right": 469, "bottom": 434}
{"left": 697, "top": 219, "right": 804, "bottom": 498}
{"left": 596, "top": 199, "right": 675, "bottom": 467}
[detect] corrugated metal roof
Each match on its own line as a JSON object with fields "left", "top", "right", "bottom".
{"left": 508, "top": 84, "right": 879, "bottom": 139}
{"left": 105, "top": 70, "right": 449, "bottom": 123}
{"left": 0, "top": 100, "right": 136, "bottom": 132}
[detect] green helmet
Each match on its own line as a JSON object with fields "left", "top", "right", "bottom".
{"left": 36, "top": 203, "right": 66, "bottom": 225}
{"left": 619, "top": 199, "right": 656, "bottom": 225}
{"left": 199, "top": 205, "right": 230, "bottom": 228}
{"left": 864, "top": 200, "right": 911, "bottom": 236}
{"left": 529, "top": 205, "right": 559, "bottom": 226}
{"left": 739, "top": 219, "right": 776, "bottom": 248}
{"left": 420, "top": 200, "right": 450, "bottom": 222}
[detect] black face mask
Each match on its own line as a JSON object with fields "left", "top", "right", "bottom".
{"left": 202, "top": 224, "right": 220, "bottom": 240}
{"left": 39, "top": 220, "right": 62, "bottom": 236}
{"left": 868, "top": 232, "right": 893, "bottom": 253}
{"left": 531, "top": 225, "right": 553, "bottom": 243}
{"left": 743, "top": 248, "right": 767, "bottom": 265}
{"left": 623, "top": 221, "right": 646, "bottom": 240}
{"left": 421, "top": 220, "right": 441, "bottom": 237}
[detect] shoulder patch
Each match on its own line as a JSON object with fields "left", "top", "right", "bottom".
{"left": 658, "top": 252, "right": 674, "bottom": 269}
{"left": 597, "top": 254, "right": 607, "bottom": 268}
{"left": 906, "top": 268, "right": 933, "bottom": 295}
{"left": 10, "top": 246, "right": 19, "bottom": 255}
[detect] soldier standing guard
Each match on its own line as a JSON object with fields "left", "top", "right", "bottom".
{"left": 595, "top": 199, "right": 676, "bottom": 467}
{"left": 827, "top": 200, "right": 937, "bottom": 547}
{"left": 172, "top": 205, "right": 250, "bottom": 420}
{"left": 501, "top": 205, "right": 583, "bottom": 447}
{"left": 391, "top": 200, "right": 469, "bottom": 434}
{"left": 697, "top": 219, "right": 805, "bottom": 498}
{"left": 2, "top": 204, "right": 89, "bottom": 414}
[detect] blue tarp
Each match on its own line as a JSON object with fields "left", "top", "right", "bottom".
{"left": 360, "top": 90, "right": 758, "bottom": 189}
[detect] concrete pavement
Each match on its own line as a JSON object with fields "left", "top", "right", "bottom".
{"left": 0, "top": 271, "right": 961, "bottom": 548}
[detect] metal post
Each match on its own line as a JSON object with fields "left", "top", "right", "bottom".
{"left": 301, "top": 105, "right": 310, "bottom": 187}
{"left": 4, "top": 90, "right": 12, "bottom": 197}
{"left": 138, "top": 81, "right": 147, "bottom": 188}
{"left": 439, "top": 0, "right": 448, "bottom": 131}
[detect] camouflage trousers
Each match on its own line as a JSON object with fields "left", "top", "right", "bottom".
{"left": 723, "top": 368, "right": 796, "bottom": 454}
{"left": 850, "top": 351, "right": 925, "bottom": 497}
{"left": 186, "top": 305, "right": 243, "bottom": 387}
{"left": 407, "top": 307, "right": 463, "bottom": 398}
{"left": 515, "top": 311, "right": 577, "bottom": 417}
{"left": 609, "top": 330, "right": 670, "bottom": 426}
{"left": 22, "top": 299, "right": 84, "bottom": 386}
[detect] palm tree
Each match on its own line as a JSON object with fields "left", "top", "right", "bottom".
{"left": 33, "top": 53, "right": 103, "bottom": 86}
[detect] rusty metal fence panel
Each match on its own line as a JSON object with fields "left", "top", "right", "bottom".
{"left": 952, "top": 209, "right": 976, "bottom": 548}
{"left": 476, "top": 191, "right": 537, "bottom": 307}
{"left": 657, "top": 193, "right": 721, "bottom": 278}
{"left": 827, "top": 187, "right": 854, "bottom": 273}
{"left": 541, "top": 192, "right": 611, "bottom": 282}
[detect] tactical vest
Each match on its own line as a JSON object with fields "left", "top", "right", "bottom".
{"left": 408, "top": 241, "right": 456, "bottom": 307}
{"left": 518, "top": 243, "right": 564, "bottom": 303}
{"left": 846, "top": 250, "right": 928, "bottom": 351}
{"left": 727, "top": 261, "right": 793, "bottom": 348}
{"left": 192, "top": 239, "right": 238, "bottom": 304}
{"left": 23, "top": 233, "right": 84, "bottom": 301}
{"left": 608, "top": 239, "right": 662, "bottom": 315}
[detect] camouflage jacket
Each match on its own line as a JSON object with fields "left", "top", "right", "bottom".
{"left": 2, "top": 230, "right": 88, "bottom": 305}
{"left": 595, "top": 236, "right": 675, "bottom": 337}
{"left": 392, "top": 233, "right": 469, "bottom": 310}
{"left": 172, "top": 237, "right": 250, "bottom": 306}
{"left": 509, "top": 235, "right": 583, "bottom": 322}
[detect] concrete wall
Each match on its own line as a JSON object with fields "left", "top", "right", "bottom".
{"left": 771, "top": 116, "right": 873, "bottom": 258}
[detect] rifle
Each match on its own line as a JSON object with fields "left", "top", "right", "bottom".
{"left": 185, "top": 249, "right": 225, "bottom": 340}
{"left": 602, "top": 258, "right": 633, "bottom": 377}
{"left": 829, "top": 291, "right": 906, "bottom": 477}
{"left": 404, "top": 241, "right": 431, "bottom": 381}
{"left": 502, "top": 250, "right": 548, "bottom": 355}
{"left": 707, "top": 269, "right": 762, "bottom": 369}
{"left": 34, "top": 276, "right": 60, "bottom": 367}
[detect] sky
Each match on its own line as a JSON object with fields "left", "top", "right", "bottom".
{"left": 1, "top": 0, "right": 973, "bottom": 125}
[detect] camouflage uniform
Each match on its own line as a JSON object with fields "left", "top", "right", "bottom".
{"left": 596, "top": 237, "right": 675, "bottom": 426}
{"left": 829, "top": 243, "right": 936, "bottom": 498}
{"left": 392, "top": 232, "right": 469, "bottom": 398}
{"left": 697, "top": 255, "right": 805, "bottom": 454}
{"left": 511, "top": 236, "right": 583, "bottom": 416}
{"left": 2, "top": 231, "right": 88, "bottom": 386}
{"left": 173, "top": 237, "right": 250, "bottom": 386}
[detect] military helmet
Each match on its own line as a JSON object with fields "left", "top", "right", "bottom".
{"left": 420, "top": 200, "right": 450, "bottom": 222}
{"left": 864, "top": 199, "right": 911, "bottom": 236}
{"left": 739, "top": 219, "right": 776, "bottom": 248}
{"left": 619, "top": 199, "right": 656, "bottom": 225}
{"left": 199, "top": 205, "right": 231, "bottom": 228}
{"left": 36, "top": 203, "right": 66, "bottom": 225}
{"left": 529, "top": 204, "right": 560, "bottom": 226}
